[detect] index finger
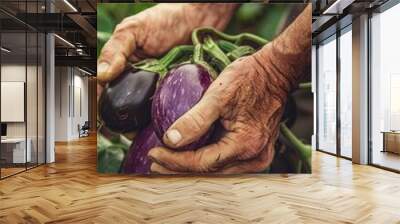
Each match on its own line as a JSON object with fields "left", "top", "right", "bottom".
{"left": 148, "top": 132, "right": 243, "bottom": 173}
{"left": 97, "top": 26, "right": 136, "bottom": 84}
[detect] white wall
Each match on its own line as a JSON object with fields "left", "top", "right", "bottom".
{"left": 1, "top": 65, "right": 39, "bottom": 137}
{"left": 55, "top": 67, "right": 69, "bottom": 141}
{"left": 1, "top": 64, "right": 27, "bottom": 157}
{"left": 1, "top": 63, "right": 46, "bottom": 164}
{"left": 72, "top": 73, "right": 89, "bottom": 138}
{"left": 54, "top": 67, "right": 89, "bottom": 141}
{"left": 1, "top": 65, "right": 26, "bottom": 137}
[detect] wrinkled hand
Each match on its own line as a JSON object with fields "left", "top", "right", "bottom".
{"left": 148, "top": 4, "right": 311, "bottom": 174}
{"left": 148, "top": 44, "right": 293, "bottom": 174}
{"left": 97, "top": 3, "right": 237, "bottom": 84}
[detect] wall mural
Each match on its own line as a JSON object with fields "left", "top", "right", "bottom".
{"left": 97, "top": 3, "right": 313, "bottom": 174}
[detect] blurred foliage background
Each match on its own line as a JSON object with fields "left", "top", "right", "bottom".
{"left": 97, "top": 3, "right": 312, "bottom": 174}
{"left": 97, "top": 3, "right": 306, "bottom": 57}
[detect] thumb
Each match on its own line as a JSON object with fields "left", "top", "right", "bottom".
{"left": 97, "top": 31, "right": 136, "bottom": 84}
{"left": 163, "top": 93, "right": 221, "bottom": 148}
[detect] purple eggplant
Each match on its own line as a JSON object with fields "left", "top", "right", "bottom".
{"left": 151, "top": 63, "right": 213, "bottom": 151}
{"left": 121, "top": 125, "right": 162, "bottom": 174}
{"left": 99, "top": 68, "right": 159, "bottom": 133}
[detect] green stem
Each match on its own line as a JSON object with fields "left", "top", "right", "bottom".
{"left": 280, "top": 123, "right": 311, "bottom": 168}
{"left": 299, "top": 82, "right": 312, "bottom": 90}
{"left": 217, "top": 40, "right": 238, "bottom": 53}
{"left": 133, "top": 45, "right": 194, "bottom": 78}
{"left": 217, "top": 40, "right": 256, "bottom": 61}
{"left": 193, "top": 44, "right": 203, "bottom": 65}
{"left": 192, "top": 27, "right": 268, "bottom": 49}
{"left": 159, "top": 45, "right": 193, "bottom": 68}
{"left": 203, "top": 36, "right": 231, "bottom": 69}
{"left": 227, "top": 46, "right": 256, "bottom": 61}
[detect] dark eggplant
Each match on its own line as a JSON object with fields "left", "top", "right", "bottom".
{"left": 151, "top": 63, "right": 213, "bottom": 151}
{"left": 99, "top": 68, "right": 159, "bottom": 133}
{"left": 120, "top": 125, "right": 162, "bottom": 174}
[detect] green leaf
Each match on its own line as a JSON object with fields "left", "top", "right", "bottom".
{"left": 98, "top": 32, "right": 112, "bottom": 42}
{"left": 236, "top": 4, "right": 265, "bottom": 23}
{"left": 97, "top": 146, "right": 125, "bottom": 173}
{"left": 97, "top": 5, "right": 114, "bottom": 33}
{"left": 257, "top": 5, "right": 290, "bottom": 40}
{"left": 97, "top": 134, "right": 128, "bottom": 173}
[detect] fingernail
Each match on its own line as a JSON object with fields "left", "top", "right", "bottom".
{"left": 98, "top": 62, "right": 109, "bottom": 75}
{"left": 166, "top": 129, "right": 182, "bottom": 145}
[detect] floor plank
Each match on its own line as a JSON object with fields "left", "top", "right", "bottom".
{"left": 0, "top": 135, "right": 399, "bottom": 224}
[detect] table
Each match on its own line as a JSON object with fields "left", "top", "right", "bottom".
{"left": 382, "top": 131, "right": 400, "bottom": 154}
{"left": 1, "top": 138, "right": 31, "bottom": 163}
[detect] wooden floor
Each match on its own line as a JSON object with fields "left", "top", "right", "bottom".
{"left": 1, "top": 135, "right": 400, "bottom": 224}
{"left": 1, "top": 163, "right": 44, "bottom": 178}
{"left": 1, "top": 167, "right": 26, "bottom": 178}
{"left": 373, "top": 150, "right": 400, "bottom": 171}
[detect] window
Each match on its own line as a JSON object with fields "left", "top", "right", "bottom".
{"left": 339, "top": 27, "right": 352, "bottom": 158}
{"left": 317, "top": 35, "right": 337, "bottom": 154}
{"left": 370, "top": 2, "right": 400, "bottom": 171}
{"left": 0, "top": 1, "right": 47, "bottom": 179}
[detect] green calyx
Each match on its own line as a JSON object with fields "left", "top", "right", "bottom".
{"left": 217, "top": 40, "right": 238, "bottom": 52}
{"left": 133, "top": 45, "right": 194, "bottom": 79}
{"left": 217, "top": 40, "right": 256, "bottom": 61}
{"left": 227, "top": 46, "right": 255, "bottom": 61}
{"left": 193, "top": 44, "right": 218, "bottom": 80}
{"left": 133, "top": 28, "right": 268, "bottom": 82}
{"left": 191, "top": 27, "right": 263, "bottom": 75}
{"left": 192, "top": 27, "right": 268, "bottom": 50}
{"left": 203, "top": 36, "right": 231, "bottom": 69}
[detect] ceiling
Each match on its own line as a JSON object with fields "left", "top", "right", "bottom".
{"left": 0, "top": 0, "right": 96, "bottom": 74}
{"left": 312, "top": 0, "right": 391, "bottom": 43}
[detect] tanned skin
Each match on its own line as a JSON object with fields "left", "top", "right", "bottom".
{"left": 148, "top": 4, "right": 312, "bottom": 174}
{"left": 98, "top": 4, "right": 312, "bottom": 174}
{"left": 97, "top": 3, "right": 238, "bottom": 83}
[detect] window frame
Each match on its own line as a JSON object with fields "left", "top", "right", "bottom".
{"left": 315, "top": 22, "right": 353, "bottom": 160}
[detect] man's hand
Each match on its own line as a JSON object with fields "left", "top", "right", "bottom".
{"left": 148, "top": 50, "right": 288, "bottom": 174}
{"left": 97, "top": 3, "right": 237, "bottom": 84}
{"left": 148, "top": 4, "right": 311, "bottom": 174}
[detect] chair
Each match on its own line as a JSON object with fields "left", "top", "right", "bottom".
{"left": 78, "top": 121, "right": 90, "bottom": 138}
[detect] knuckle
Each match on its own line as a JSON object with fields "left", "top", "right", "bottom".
{"left": 194, "top": 151, "right": 216, "bottom": 173}
{"left": 188, "top": 153, "right": 201, "bottom": 172}
{"left": 239, "top": 132, "right": 265, "bottom": 159}
{"left": 183, "top": 111, "right": 204, "bottom": 134}
{"left": 114, "top": 21, "right": 131, "bottom": 34}
{"left": 192, "top": 110, "right": 207, "bottom": 130}
{"left": 99, "top": 46, "right": 114, "bottom": 59}
{"left": 207, "top": 93, "right": 223, "bottom": 112}
{"left": 254, "top": 147, "right": 274, "bottom": 172}
{"left": 111, "top": 33, "right": 134, "bottom": 52}
{"left": 198, "top": 164, "right": 211, "bottom": 173}
{"left": 198, "top": 163, "right": 215, "bottom": 173}
{"left": 120, "top": 16, "right": 134, "bottom": 24}
{"left": 253, "top": 159, "right": 270, "bottom": 173}
{"left": 114, "top": 23, "right": 124, "bottom": 32}
{"left": 114, "top": 19, "right": 141, "bottom": 36}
